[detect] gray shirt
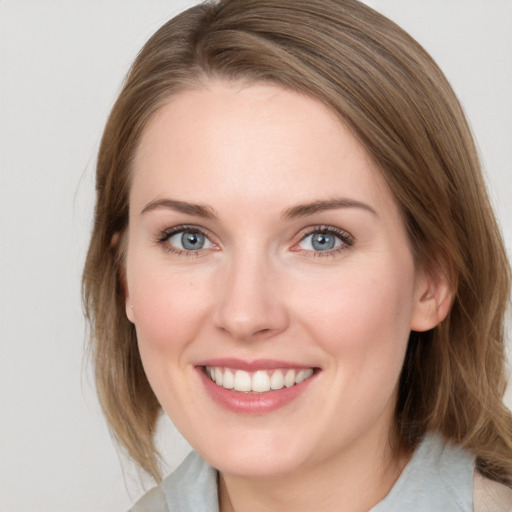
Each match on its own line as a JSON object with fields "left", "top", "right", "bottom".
{"left": 130, "top": 433, "right": 506, "bottom": 511}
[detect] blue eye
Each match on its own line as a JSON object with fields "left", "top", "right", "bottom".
{"left": 180, "top": 231, "right": 205, "bottom": 250}
{"left": 311, "top": 232, "right": 337, "bottom": 251}
{"left": 298, "top": 228, "right": 352, "bottom": 253}
{"left": 163, "top": 228, "right": 215, "bottom": 252}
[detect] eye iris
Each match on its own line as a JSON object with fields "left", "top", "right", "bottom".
{"left": 311, "top": 232, "right": 335, "bottom": 251}
{"left": 181, "top": 231, "right": 204, "bottom": 250}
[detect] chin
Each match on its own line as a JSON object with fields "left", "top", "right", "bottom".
{"left": 190, "top": 427, "right": 319, "bottom": 479}
{"left": 210, "top": 449, "right": 308, "bottom": 479}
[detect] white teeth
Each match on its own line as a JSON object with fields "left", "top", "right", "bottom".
{"left": 284, "top": 369, "right": 296, "bottom": 388}
{"left": 234, "top": 370, "right": 252, "bottom": 392}
{"left": 214, "top": 367, "right": 223, "bottom": 387}
{"left": 296, "top": 369, "right": 314, "bottom": 383}
{"left": 270, "top": 370, "right": 285, "bottom": 390}
{"left": 252, "top": 371, "right": 271, "bottom": 392}
{"left": 223, "top": 368, "right": 234, "bottom": 389}
{"left": 206, "top": 366, "right": 315, "bottom": 393}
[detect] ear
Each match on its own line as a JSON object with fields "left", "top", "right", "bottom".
{"left": 124, "top": 279, "right": 135, "bottom": 324}
{"left": 410, "top": 267, "right": 453, "bottom": 332}
{"left": 112, "top": 232, "right": 135, "bottom": 324}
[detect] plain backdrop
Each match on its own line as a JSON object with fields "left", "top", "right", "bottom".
{"left": 0, "top": 1, "right": 511, "bottom": 510}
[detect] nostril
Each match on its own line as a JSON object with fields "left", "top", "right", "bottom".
{"left": 254, "top": 328, "right": 271, "bottom": 335}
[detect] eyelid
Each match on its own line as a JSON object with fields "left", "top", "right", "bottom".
{"left": 157, "top": 224, "right": 218, "bottom": 255}
{"left": 292, "top": 225, "right": 354, "bottom": 255}
{"left": 155, "top": 223, "right": 353, "bottom": 257}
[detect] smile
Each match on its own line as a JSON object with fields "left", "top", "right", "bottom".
{"left": 204, "top": 366, "right": 314, "bottom": 393}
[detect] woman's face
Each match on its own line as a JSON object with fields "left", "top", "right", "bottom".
{"left": 125, "top": 80, "right": 437, "bottom": 478}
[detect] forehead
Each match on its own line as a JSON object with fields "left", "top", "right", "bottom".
{"left": 130, "top": 80, "right": 395, "bottom": 217}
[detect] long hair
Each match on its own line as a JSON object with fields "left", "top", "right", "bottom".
{"left": 83, "top": 0, "right": 511, "bottom": 483}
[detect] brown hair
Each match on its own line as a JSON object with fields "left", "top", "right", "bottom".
{"left": 83, "top": 0, "right": 512, "bottom": 483}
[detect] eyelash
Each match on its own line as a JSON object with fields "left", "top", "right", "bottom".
{"left": 295, "top": 225, "right": 354, "bottom": 257}
{"left": 157, "top": 225, "right": 215, "bottom": 257}
{"left": 156, "top": 224, "right": 354, "bottom": 257}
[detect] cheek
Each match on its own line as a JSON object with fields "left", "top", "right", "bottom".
{"left": 292, "top": 259, "right": 416, "bottom": 437}
{"left": 295, "top": 257, "right": 416, "bottom": 367}
{"left": 127, "top": 259, "right": 216, "bottom": 415}
{"left": 127, "top": 255, "right": 213, "bottom": 356}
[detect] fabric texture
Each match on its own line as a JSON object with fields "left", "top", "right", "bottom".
{"left": 130, "top": 450, "right": 217, "bottom": 512}
{"left": 129, "top": 433, "right": 511, "bottom": 511}
{"left": 370, "top": 433, "right": 474, "bottom": 511}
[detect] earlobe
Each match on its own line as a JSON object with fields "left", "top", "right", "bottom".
{"left": 410, "top": 271, "right": 453, "bottom": 332}
{"left": 122, "top": 273, "right": 135, "bottom": 324}
{"left": 112, "top": 232, "right": 134, "bottom": 324}
{"left": 126, "top": 301, "right": 135, "bottom": 323}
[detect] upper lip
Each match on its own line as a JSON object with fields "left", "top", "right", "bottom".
{"left": 195, "top": 358, "right": 316, "bottom": 371}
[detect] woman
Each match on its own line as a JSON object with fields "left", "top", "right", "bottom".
{"left": 83, "top": 0, "right": 512, "bottom": 510}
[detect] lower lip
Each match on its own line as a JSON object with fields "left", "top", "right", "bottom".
{"left": 197, "top": 368, "right": 317, "bottom": 415}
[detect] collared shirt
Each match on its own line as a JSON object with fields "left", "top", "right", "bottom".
{"left": 130, "top": 433, "right": 512, "bottom": 511}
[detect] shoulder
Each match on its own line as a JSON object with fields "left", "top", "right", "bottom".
{"left": 474, "top": 472, "right": 512, "bottom": 512}
{"left": 373, "top": 433, "right": 472, "bottom": 511}
{"left": 130, "top": 485, "right": 167, "bottom": 512}
{"left": 129, "top": 451, "right": 218, "bottom": 512}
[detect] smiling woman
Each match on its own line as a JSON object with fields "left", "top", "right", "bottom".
{"left": 82, "top": 1, "right": 512, "bottom": 511}
{"left": 125, "top": 83, "right": 431, "bottom": 491}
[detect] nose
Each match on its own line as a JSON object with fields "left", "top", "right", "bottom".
{"left": 213, "top": 251, "right": 289, "bottom": 341}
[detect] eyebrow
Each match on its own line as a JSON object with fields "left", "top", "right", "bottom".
{"left": 141, "top": 198, "right": 217, "bottom": 218}
{"left": 283, "top": 198, "right": 378, "bottom": 219}
{"left": 140, "top": 197, "right": 378, "bottom": 220}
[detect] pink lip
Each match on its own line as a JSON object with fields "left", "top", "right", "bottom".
{"left": 195, "top": 357, "right": 313, "bottom": 371}
{"left": 195, "top": 361, "right": 318, "bottom": 415}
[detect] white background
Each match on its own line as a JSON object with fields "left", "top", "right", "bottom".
{"left": 0, "top": 1, "right": 511, "bottom": 510}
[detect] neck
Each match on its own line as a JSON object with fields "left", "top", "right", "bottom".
{"left": 218, "top": 432, "right": 411, "bottom": 512}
